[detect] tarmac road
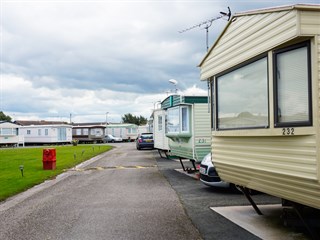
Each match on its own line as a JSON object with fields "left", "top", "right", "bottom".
{"left": 155, "top": 153, "right": 281, "bottom": 240}
{"left": 0, "top": 143, "right": 201, "bottom": 240}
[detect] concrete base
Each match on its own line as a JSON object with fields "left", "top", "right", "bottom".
{"left": 210, "top": 204, "right": 308, "bottom": 240}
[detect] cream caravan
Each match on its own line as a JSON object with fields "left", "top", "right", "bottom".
{"left": 0, "top": 121, "right": 23, "bottom": 147}
{"left": 107, "top": 123, "right": 138, "bottom": 142}
{"left": 199, "top": 4, "right": 320, "bottom": 210}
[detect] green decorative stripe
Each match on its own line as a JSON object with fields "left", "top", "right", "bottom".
{"left": 161, "top": 95, "right": 208, "bottom": 109}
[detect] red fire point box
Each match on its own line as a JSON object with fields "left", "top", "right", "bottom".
{"left": 42, "top": 148, "right": 56, "bottom": 170}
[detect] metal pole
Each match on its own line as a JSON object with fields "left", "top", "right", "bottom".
{"left": 106, "top": 112, "right": 109, "bottom": 136}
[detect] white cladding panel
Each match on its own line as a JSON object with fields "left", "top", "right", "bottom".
{"left": 317, "top": 35, "right": 320, "bottom": 181}
{"left": 213, "top": 135, "right": 320, "bottom": 209}
{"left": 200, "top": 10, "right": 298, "bottom": 80}
{"left": 0, "top": 136, "right": 19, "bottom": 144}
{"left": 300, "top": 10, "right": 320, "bottom": 35}
{"left": 193, "top": 104, "right": 211, "bottom": 140}
{"left": 0, "top": 122, "right": 20, "bottom": 128}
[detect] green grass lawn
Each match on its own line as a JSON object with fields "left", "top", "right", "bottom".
{"left": 0, "top": 144, "right": 112, "bottom": 201}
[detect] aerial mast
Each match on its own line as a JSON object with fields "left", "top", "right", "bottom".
{"left": 179, "top": 7, "right": 231, "bottom": 51}
{"left": 179, "top": 7, "right": 231, "bottom": 112}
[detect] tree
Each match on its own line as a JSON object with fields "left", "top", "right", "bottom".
{"left": 122, "top": 113, "right": 147, "bottom": 126}
{"left": 0, "top": 111, "right": 12, "bottom": 121}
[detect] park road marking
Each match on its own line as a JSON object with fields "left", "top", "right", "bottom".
{"left": 72, "top": 165, "right": 157, "bottom": 172}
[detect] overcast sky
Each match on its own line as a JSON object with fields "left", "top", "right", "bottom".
{"left": 1, "top": 0, "right": 319, "bottom": 123}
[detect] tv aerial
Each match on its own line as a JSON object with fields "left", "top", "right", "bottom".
{"left": 179, "top": 7, "right": 231, "bottom": 51}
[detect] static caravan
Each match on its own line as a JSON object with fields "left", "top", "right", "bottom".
{"left": 18, "top": 122, "right": 72, "bottom": 144}
{"left": 138, "top": 125, "right": 151, "bottom": 134}
{"left": 0, "top": 121, "right": 23, "bottom": 147}
{"left": 162, "top": 95, "right": 211, "bottom": 169}
{"left": 107, "top": 123, "right": 138, "bottom": 141}
{"left": 153, "top": 108, "right": 170, "bottom": 157}
{"left": 72, "top": 123, "right": 105, "bottom": 143}
{"left": 199, "top": 4, "right": 320, "bottom": 210}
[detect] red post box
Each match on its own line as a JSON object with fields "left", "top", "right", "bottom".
{"left": 42, "top": 148, "right": 56, "bottom": 170}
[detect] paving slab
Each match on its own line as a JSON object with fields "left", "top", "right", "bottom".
{"left": 211, "top": 204, "right": 309, "bottom": 240}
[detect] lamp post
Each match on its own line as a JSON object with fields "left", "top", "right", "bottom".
{"left": 153, "top": 100, "right": 161, "bottom": 109}
{"left": 169, "top": 79, "right": 178, "bottom": 93}
{"left": 106, "top": 112, "right": 109, "bottom": 136}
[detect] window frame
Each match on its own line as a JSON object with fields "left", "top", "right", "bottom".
{"left": 180, "top": 106, "right": 190, "bottom": 133}
{"left": 76, "top": 129, "right": 81, "bottom": 135}
{"left": 83, "top": 128, "right": 89, "bottom": 135}
{"left": 158, "top": 115, "right": 163, "bottom": 131}
{"left": 166, "top": 107, "right": 180, "bottom": 134}
{"left": 215, "top": 55, "right": 269, "bottom": 131}
{"left": 273, "top": 41, "right": 312, "bottom": 128}
{"left": 211, "top": 77, "right": 216, "bottom": 130}
{"left": 166, "top": 105, "right": 191, "bottom": 135}
{"left": 0, "top": 128, "right": 15, "bottom": 135}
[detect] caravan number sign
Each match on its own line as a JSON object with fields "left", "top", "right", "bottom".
{"left": 198, "top": 138, "right": 207, "bottom": 144}
{"left": 282, "top": 128, "right": 294, "bottom": 136}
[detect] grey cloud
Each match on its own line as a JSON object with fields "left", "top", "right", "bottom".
{"left": 2, "top": 0, "right": 319, "bottom": 122}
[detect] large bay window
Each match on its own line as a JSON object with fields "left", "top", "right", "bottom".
{"left": 273, "top": 41, "right": 312, "bottom": 127}
{"left": 216, "top": 56, "right": 269, "bottom": 130}
{"left": 0, "top": 128, "right": 18, "bottom": 135}
{"left": 211, "top": 40, "right": 312, "bottom": 132}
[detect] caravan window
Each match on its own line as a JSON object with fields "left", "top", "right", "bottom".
{"left": 158, "top": 116, "right": 163, "bottom": 131}
{"left": 181, "top": 106, "right": 189, "bottom": 132}
{"left": 167, "top": 106, "right": 190, "bottom": 134}
{"left": 0, "top": 128, "right": 14, "bottom": 135}
{"left": 58, "top": 128, "right": 67, "bottom": 141}
{"left": 273, "top": 41, "right": 312, "bottom": 127}
{"left": 167, "top": 107, "right": 180, "bottom": 133}
{"left": 128, "top": 128, "right": 137, "bottom": 134}
{"left": 216, "top": 57, "right": 269, "bottom": 130}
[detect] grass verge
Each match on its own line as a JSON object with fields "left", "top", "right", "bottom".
{"left": 0, "top": 144, "right": 112, "bottom": 201}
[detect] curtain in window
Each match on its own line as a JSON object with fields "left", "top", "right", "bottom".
{"left": 276, "top": 46, "right": 309, "bottom": 123}
{"left": 181, "top": 107, "right": 189, "bottom": 132}
{"left": 167, "top": 108, "right": 180, "bottom": 133}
